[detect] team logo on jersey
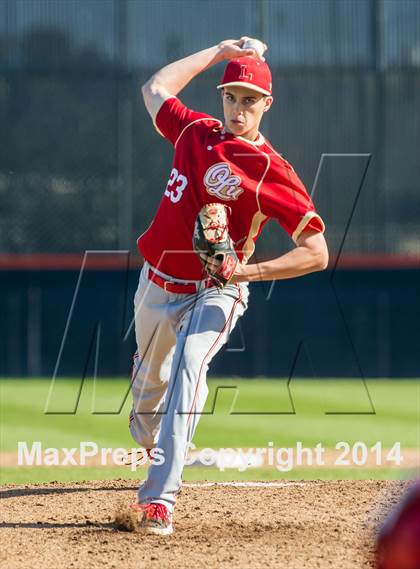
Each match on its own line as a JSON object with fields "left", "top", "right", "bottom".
{"left": 203, "top": 162, "right": 244, "bottom": 201}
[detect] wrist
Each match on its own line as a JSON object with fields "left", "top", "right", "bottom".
{"left": 214, "top": 43, "right": 229, "bottom": 64}
{"left": 241, "top": 262, "right": 266, "bottom": 282}
{"left": 233, "top": 262, "right": 252, "bottom": 283}
{"left": 200, "top": 45, "right": 225, "bottom": 73}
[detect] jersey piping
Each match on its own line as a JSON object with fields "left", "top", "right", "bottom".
{"left": 292, "top": 211, "right": 325, "bottom": 242}
{"left": 174, "top": 116, "right": 222, "bottom": 148}
{"left": 235, "top": 142, "right": 271, "bottom": 263}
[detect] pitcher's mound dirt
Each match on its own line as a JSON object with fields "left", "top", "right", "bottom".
{"left": 0, "top": 479, "right": 411, "bottom": 569}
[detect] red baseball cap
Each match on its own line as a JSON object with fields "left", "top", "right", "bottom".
{"left": 217, "top": 56, "right": 272, "bottom": 96}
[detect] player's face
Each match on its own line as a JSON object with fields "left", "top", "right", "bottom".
{"left": 221, "top": 86, "right": 272, "bottom": 140}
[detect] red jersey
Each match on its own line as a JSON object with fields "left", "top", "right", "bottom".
{"left": 137, "top": 96, "right": 325, "bottom": 280}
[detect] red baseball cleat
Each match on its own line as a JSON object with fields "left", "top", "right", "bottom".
{"left": 130, "top": 502, "right": 173, "bottom": 536}
{"left": 123, "top": 448, "right": 152, "bottom": 467}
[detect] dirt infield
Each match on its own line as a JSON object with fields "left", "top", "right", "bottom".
{"left": 0, "top": 479, "right": 411, "bottom": 569}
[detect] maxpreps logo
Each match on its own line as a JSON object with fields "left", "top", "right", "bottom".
{"left": 204, "top": 162, "right": 244, "bottom": 201}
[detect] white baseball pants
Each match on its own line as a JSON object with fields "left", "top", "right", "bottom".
{"left": 129, "top": 261, "right": 249, "bottom": 511}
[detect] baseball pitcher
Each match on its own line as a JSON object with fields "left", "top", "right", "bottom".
{"left": 128, "top": 37, "right": 328, "bottom": 535}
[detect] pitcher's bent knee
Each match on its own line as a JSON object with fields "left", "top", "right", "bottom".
{"left": 129, "top": 411, "right": 157, "bottom": 449}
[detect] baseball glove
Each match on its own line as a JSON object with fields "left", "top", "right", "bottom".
{"left": 193, "top": 203, "right": 238, "bottom": 288}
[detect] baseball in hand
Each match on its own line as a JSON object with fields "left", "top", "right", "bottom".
{"left": 242, "top": 38, "right": 266, "bottom": 59}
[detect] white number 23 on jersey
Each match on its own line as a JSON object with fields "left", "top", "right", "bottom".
{"left": 164, "top": 168, "right": 188, "bottom": 203}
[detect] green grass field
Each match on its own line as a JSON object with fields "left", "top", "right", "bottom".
{"left": 1, "top": 378, "right": 419, "bottom": 485}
